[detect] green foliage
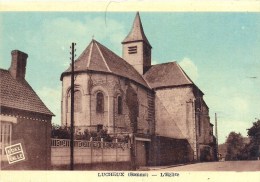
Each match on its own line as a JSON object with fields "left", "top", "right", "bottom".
{"left": 74, "top": 129, "right": 91, "bottom": 140}
{"left": 225, "top": 132, "right": 245, "bottom": 161}
{"left": 246, "top": 119, "right": 260, "bottom": 159}
{"left": 92, "top": 129, "right": 113, "bottom": 142}
{"left": 51, "top": 124, "right": 70, "bottom": 139}
{"left": 240, "top": 141, "right": 259, "bottom": 160}
{"left": 51, "top": 124, "right": 127, "bottom": 143}
{"left": 247, "top": 119, "right": 260, "bottom": 139}
{"left": 223, "top": 119, "right": 260, "bottom": 160}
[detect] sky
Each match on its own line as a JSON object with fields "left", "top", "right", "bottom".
{"left": 0, "top": 12, "right": 259, "bottom": 144}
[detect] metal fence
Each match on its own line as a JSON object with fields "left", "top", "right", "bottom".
{"left": 51, "top": 138, "right": 130, "bottom": 150}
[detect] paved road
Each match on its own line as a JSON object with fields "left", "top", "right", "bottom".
{"left": 155, "top": 160, "right": 260, "bottom": 171}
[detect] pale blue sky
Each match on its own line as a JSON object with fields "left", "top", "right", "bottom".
{"left": 0, "top": 12, "right": 259, "bottom": 143}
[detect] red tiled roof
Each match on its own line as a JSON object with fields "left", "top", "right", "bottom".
{"left": 62, "top": 40, "right": 150, "bottom": 88}
{"left": 143, "top": 62, "right": 194, "bottom": 89}
{"left": 0, "top": 69, "right": 54, "bottom": 116}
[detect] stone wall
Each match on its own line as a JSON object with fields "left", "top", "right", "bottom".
{"left": 62, "top": 72, "right": 152, "bottom": 135}
{"left": 150, "top": 136, "right": 193, "bottom": 166}
{"left": 154, "top": 86, "right": 214, "bottom": 161}
{"left": 62, "top": 73, "right": 89, "bottom": 127}
{"left": 123, "top": 42, "right": 143, "bottom": 74}
{"left": 155, "top": 86, "right": 197, "bottom": 157}
{"left": 197, "top": 102, "right": 213, "bottom": 145}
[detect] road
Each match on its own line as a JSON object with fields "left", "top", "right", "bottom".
{"left": 156, "top": 160, "right": 260, "bottom": 171}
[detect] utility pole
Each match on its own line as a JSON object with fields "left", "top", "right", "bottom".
{"left": 70, "top": 42, "right": 76, "bottom": 170}
{"left": 215, "top": 113, "right": 218, "bottom": 160}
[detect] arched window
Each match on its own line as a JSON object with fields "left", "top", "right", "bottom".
{"left": 96, "top": 92, "right": 104, "bottom": 113}
{"left": 118, "top": 96, "right": 123, "bottom": 115}
{"left": 67, "top": 89, "right": 82, "bottom": 112}
{"left": 74, "top": 90, "right": 82, "bottom": 112}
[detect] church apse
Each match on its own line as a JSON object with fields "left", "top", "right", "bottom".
{"left": 61, "top": 71, "right": 151, "bottom": 136}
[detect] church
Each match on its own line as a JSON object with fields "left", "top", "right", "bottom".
{"left": 60, "top": 12, "right": 216, "bottom": 166}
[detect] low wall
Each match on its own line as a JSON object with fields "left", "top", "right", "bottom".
{"left": 150, "top": 136, "right": 194, "bottom": 166}
{"left": 51, "top": 139, "right": 131, "bottom": 168}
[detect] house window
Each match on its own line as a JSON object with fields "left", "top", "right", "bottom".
{"left": 128, "top": 46, "right": 137, "bottom": 54}
{"left": 96, "top": 92, "right": 104, "bottom": 113}
{"left": 67, "top": 89, "right": 82, "bottom": 112}
{"left": 0, "top": 122, "right": 12, "bottom": 155}
{"left": 118, "top": 96, "right": 123, "bottom": 115}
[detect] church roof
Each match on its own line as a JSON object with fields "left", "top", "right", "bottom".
{"left": 122, "top": 12, "right": 151, "bottom": 48}
{"left": 61, "top": 39, "right": 150, "bottom": 88}
{"left": 143, "top": 62, "right": 194, "bottom": 89}
{"left": 0, "top": 69, "right": 54, "bottom": 116}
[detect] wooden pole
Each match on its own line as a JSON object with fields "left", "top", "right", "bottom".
{"left": 215, "top": 113, "right": 218, "bottom": 160}
{"left": 70, "top": 42, "right": 75, "bottom": 170}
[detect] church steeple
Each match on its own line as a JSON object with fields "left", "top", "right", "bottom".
{"left": 122, "top": 12, "right": 151, "bottom": 48}
{"left": 122, "top": 12, "right": 152, "bottom": 75}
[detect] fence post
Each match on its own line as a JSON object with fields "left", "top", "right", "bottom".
{"left": 116, "top": 138, "right": 118, "bottom": 162}
{"left": 101, "top": 138, "right": 104, "bottom": 163}
{"left": 90, "top": 137, "right": 93, "bottom": 164}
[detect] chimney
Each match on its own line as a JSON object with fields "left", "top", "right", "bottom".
{"left": 9, "top": 50, "right": 28, "bottom": 80}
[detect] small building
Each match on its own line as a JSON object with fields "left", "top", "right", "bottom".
{"left": 60, "top": 12, "right": 216, "bottom": 167}
{"left": 0, "top": 50, "right": 54, "bottom": 170}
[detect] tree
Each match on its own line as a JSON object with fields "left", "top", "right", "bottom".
{"left": 225, "top": 132, "right": 245, "bottom": 161}
{"left": 51, "top": 124, "right": 70, "bottom": 139}
{"left": 247, "top": 119, "right": 260, "bottom": 159}
{"left": 248, "top": 119, "right": 260, "bottom": 140}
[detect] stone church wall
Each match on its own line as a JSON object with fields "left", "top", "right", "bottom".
{"left": 122, "top": 42, "right": 144, "bottom": 75}
{"left": 61, "top": 72, "right": 152, "bottom": 135}
{"left": 62, "top": 73, "right": 90, "bottom": 128}
{"left": 154, "top": 86, "right": 197, "bottom": 158}
{"left": 197, "top": 103, "right": 213, "bottom": 145}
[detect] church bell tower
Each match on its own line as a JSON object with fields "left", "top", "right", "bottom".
{"left": 122, "top": 12, "right": 152, "bottom": 75}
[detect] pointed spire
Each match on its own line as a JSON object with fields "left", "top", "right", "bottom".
{"left": 122, "top": 12, "right": 151, "bottom": 48}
